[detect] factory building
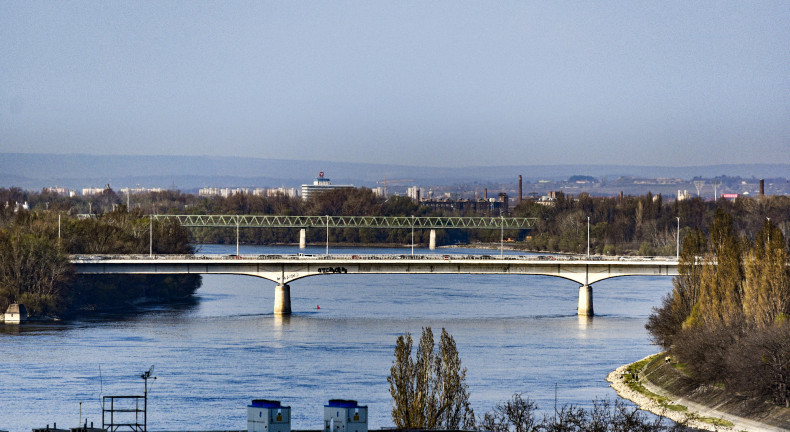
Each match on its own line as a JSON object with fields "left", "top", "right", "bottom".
{"left": 421, "top": 193, "right": 509, "bottom": 215}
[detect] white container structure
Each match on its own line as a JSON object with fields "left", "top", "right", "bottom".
{"left": 323, "top": 400, "right": 367, "bottom": 432}
{"left": 3, "top": 303, "right": 27, "bottom": 324}
{"left": 247, "top": 399, "right": 290, "bottom": 432}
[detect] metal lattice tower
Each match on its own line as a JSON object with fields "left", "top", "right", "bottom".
{"left": 693, "top": 180, "right": 705, "bottom": 198}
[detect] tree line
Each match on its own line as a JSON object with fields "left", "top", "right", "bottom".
{"left": 0, "top": 200, "right": 199, "bottom": 318}
{"left": 6, "top": 186, "right": 788, "bottom": 253}
{"left": 647, "top": 208, "right": 790, "bottom": 408}
{"left": 513, "top": 191, "right": 789, "bottom": 256}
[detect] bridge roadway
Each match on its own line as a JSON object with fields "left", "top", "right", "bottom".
{"left": 71, "top": 253, "right": 679, "bottom": 316}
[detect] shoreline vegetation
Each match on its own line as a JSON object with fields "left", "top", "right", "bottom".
{"left": 608, "top": 354, "right": 790, "bottom": 432}
{"left": 0, "top": 204, "right": 201, "bottom": 320}
{"left": 4, "top": 185, "right": 789, "bottom": 256}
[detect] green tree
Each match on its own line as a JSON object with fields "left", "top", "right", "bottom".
{"left": 387, "top": 327, "right": 474, "bottom": 430}
{"left": 743, "top": 220, "right": 790, "bottom": 327}
{"left": 688, "top": 209, "right": 744, "bottom": 328}
{"left": 646, "top": 228, "right": 705, "bottom": 348}
{"left": 0, "top": 225, "right": 73, "bottom": 315}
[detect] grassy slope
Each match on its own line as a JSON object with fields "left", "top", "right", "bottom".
{"left": 633, "top": 354, "right": 790, "bottom": 430}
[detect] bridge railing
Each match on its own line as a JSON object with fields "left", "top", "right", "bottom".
{"left": 69, "top": 253, "right": 677, "bottom": 262}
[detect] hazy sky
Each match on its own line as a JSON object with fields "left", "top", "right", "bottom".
{"left": 1, "top": 1, "right": 789, "bottom": 167}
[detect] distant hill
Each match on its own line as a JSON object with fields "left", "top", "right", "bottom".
{"left": 1, "top": 152, "right": 788, "bottom": 192}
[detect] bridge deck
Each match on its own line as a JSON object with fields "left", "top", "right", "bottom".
{"left": 72, "top": 254, "right": 679, "bottom": 285}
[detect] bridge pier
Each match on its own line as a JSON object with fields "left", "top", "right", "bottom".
{"left": 429, "top": 229, "right": 436, "bottom": 250}
{"left": 274, "top": 284, "right": 292, "bottom": 315}
{"left": 299, "top": 229, "right": 306, "bottom": 249}
{"left": 577, "top": 284, "right": 594, "bottom": 316}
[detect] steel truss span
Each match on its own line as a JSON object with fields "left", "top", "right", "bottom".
{"left": 152, "top": 215, "right": 538, "bottom": 229}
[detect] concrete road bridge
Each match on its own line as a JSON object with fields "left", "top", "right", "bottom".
{"left": 71, "top": 253, "right": 678, "bottom": 316}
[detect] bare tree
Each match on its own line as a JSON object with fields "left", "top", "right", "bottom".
{"left": 478, "top": 393, "right": 539, "bottom": 432}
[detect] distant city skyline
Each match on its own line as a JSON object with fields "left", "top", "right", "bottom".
{"left": 2, "top": 1, "right": 789, "bottom": 167}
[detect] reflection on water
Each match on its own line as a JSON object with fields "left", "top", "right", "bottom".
{"left": 577, "top": 315, "right": 593, "bottom": 333}
{"left": 0, "top": 246, "right": 672, "bottom": 432}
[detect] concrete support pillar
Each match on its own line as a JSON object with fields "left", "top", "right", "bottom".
{"left": 299, "top": 228, "right": 306, "bottom": 249}
{"left": 274, "top": 284, "right": 291, "bottom": 315}
{"left": 577, "top": 285, "right": 594, "bottom": 316}
{"left": 429, "top": 229, "right": 436, "bottom": 250}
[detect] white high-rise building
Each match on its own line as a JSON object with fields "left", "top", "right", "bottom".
{"left": 407, "top": 186, "right": 423, "bottom": 201}
{"left": 301, "top": 172, "right": 353, "bottom": 201}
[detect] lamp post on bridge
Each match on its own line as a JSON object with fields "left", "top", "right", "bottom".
{"left": 411, "top": 215, "right": 415, "bottom": 256}
{"left": 676, "top": 217, "right": 680, "bottom": 260}
{"left": 587, "top": 216, "right": 590, "bottom": 258}
{"left": 500, "top": 212, "right": 504, "bottom": 258}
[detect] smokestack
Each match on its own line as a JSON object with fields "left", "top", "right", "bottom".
{"left": 760, "top": 179, "right": 765, "bottom": 196}
{"left": 518, "top": 175, "right": 523, "bottom": 203}
{"left": 484, "top": 188, "right": 488, "bottom": 200}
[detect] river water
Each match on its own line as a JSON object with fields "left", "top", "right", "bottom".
{"left": 0, "top": 245, "right": 672, "bottom": 432}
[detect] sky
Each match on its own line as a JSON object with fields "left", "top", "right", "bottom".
{"left": 1, "top": 1, "right": 789, "bottom": 168}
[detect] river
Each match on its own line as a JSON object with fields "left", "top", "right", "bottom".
{"left": 0, "top": 245, "right": 672, "bottom": 431}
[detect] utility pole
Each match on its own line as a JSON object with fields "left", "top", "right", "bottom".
{"left": 326, "top": 215, "right": 330, "bottom": 256}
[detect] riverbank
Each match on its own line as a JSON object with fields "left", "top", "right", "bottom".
{"left": 608, "top": 354, "right": 790, "bottom": 432}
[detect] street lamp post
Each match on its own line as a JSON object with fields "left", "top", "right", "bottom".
{"left": 587, "top": 216, "right": 590, "bottom": 258}
{"left": 149, "top": 214, "right": 153, "bottom": 257}
{"left": 411, "top": 215, "right": 415, "bottom": 256}
{"left": 676, "top": 217, "right": 680, "bottom": 260}
{"left": 500, "top": 213, "right": 504, "bottom": 258}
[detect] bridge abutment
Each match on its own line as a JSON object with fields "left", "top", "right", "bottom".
{"left": 429, "top": 229, "right": 436, "bottom": 250}
{"left": 299, "top": 229, "right": 306, "bottom": 249}
{"left": 577, "top": 285, "right": 594, "bottom": 316}
{"left": 274, "top": 284, "right": 292, "bottom": 315}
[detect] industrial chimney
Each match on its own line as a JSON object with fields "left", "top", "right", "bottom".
{"left": 518, "top": 175, "right": 523, "bottom": 203}
{"left": 759, "top": 179, "right": 765, "bottom": 196}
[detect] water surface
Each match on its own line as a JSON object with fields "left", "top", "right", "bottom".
{"left": 0, "top": 246, "right": 671, "bottom": 431}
